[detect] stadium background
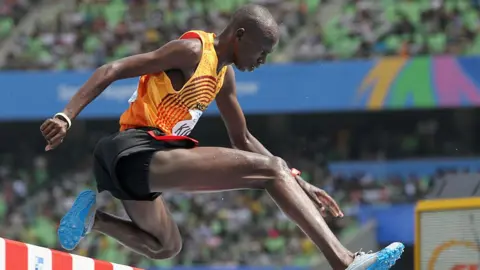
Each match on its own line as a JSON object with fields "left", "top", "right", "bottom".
{"left": 1, "top": 0, "right": 480, "bottom": 269}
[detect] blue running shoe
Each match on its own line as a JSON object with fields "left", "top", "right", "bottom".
{"left": 57, "top": 190, "right": 97, "bottom": 250}
{"left": 346, "top": 242, "right": 404, "bottom": 270}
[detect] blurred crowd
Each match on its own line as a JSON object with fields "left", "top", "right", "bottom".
{"left": 2, "top": 0, "right": 480, "bottom": 68}
{"left": 3, "top": 0, "right": 320, "bottom": 70}
{"left": 291, "top": 0, "right": 480, "bottom": 61}
{"left": 1, "top": 114, "right": 474, "bottom": 268}
{"left": 0, "top": 0, "right": 41, "bottom": 42}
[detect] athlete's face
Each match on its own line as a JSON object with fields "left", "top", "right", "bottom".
{"left": 233, "top": 28, "right": 279, "bottom": 72}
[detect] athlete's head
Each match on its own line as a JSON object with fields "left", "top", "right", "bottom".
{"left": 228, "top": 4, "right": 279, "bottom": 72}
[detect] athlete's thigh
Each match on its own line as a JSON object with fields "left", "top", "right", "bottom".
{"left": 121, "top": 196, "right": 180, "bottom": 243}
{"left": 148, "top": 146, "right": 284, "bottom": 192}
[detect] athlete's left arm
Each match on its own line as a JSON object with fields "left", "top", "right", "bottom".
{"left": 216, "top": 66, "right": 272, "bottom": 156}
{"left": 216, "top": 66, "right": 343, "bottom": 217}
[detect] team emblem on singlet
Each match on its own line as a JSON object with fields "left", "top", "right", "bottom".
{"left": 172, "top": 109, "right": 203, "bottom": 136}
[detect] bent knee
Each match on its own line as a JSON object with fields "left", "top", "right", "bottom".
{"left": 147, "top": 236, "right": 182, "bottom": 260}
{"left": 267, "top": 156, "right": 291, "bottom": 179}
{"left": 162, "top": 236, "right": 183, "bottom": 258}
{"left": 153, "top": 226, "right": 183, "bottom": 259}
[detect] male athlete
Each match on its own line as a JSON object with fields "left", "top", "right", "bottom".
{"left": 40, "top": 5, "right": 403, "bottom": 270}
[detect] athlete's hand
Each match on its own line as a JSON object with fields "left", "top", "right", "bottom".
{"left": 296, "top": 176, "right": 344, "bottom": 218}
{"left": 40, "top": 117, "right": 68, "bottom": 151}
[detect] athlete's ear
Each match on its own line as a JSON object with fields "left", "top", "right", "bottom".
{"left": 235, "top": 28, "right": 245, "bottom": 40}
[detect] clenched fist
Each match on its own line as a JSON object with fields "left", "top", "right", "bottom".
{"left": 40, "top": 117, "right": 69, "bottom": 151}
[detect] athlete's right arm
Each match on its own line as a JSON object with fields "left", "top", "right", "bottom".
{"left": 62, "top": 39, "right": 202, "bottom": 121}
{"left": 40, "top": 39, "right": 202, "bottom": 150}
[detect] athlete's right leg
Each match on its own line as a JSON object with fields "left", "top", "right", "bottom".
{"left": 144, "top": 147, "right": 351, "bottom": 269}
{"left": 144, "top": 147, "right": 403, "bottom": 270}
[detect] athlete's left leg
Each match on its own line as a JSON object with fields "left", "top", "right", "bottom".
{"left": 94, "top": 198, "right": 182, "bottom": 259}
{"left": 57, "top": 191, "right": 182, "bottom": 259}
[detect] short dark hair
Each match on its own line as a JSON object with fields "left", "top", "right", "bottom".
{"left": 229, "top": 4, "right": 278, "bottom": 37}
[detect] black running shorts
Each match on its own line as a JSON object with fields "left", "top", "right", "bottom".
{"left": 93, "top": 128, "right": 198, "bottom": 201}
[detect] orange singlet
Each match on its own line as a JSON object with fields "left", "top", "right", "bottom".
{"left": 119, "top": 30, "right": 228, "bottom": 136}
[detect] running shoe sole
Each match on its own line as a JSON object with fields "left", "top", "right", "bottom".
{"left": 366, "top": 242, "right": 405, "bottom": 270}
{"left": 57, "top": 190, "right": 96, "bottom": 250}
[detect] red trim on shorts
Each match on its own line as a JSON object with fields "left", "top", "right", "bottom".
{"left": 147, "top": 130, "right": 199, "bottom": 146}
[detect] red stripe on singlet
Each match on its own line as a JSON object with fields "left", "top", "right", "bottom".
{"left": 188, "top": 75, "right": 217, "bottom": 83}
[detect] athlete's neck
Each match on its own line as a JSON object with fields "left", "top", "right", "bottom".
{"left": 214, "top": 30, "right": 235, "bottom": 72}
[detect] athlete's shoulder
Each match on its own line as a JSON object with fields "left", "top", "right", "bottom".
{"left": 180, "top": 30, "right": 212, "bottom": 39}
{"left": 160, "top": 38, "right": 202, "bottom": 69}
{"left": 174, "top": 38, "right": 202, "bottom": 58}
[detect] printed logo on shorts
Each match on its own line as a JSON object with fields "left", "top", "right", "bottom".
{"left": 172, "top": 109, "right": 203, "bottom": 136}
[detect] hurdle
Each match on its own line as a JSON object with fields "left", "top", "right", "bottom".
{"left": 0, "top": 237, "right": 142, "bottom": 270}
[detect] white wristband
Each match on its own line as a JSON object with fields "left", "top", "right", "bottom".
{"left": 54, "top": 112, "right": 72, "bottom": 130}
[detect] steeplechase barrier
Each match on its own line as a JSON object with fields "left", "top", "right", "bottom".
{"left": 0, "top": 237, "right": 142, "bottom": 270}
